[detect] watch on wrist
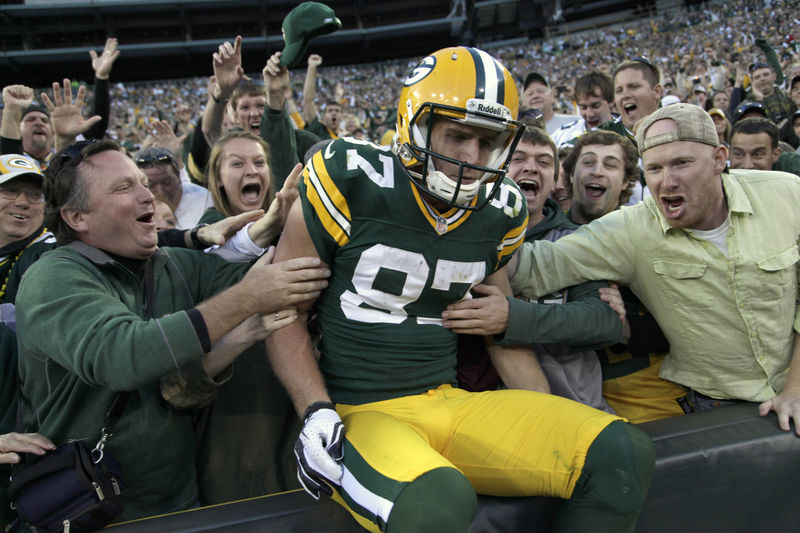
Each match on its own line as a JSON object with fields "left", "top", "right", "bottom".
{"left": 190, "top": 224, "right": 209, "bottom": 249}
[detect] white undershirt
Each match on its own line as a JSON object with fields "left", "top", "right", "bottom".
{"left": 205, "top": 222, "right": 267, "bottom": 262}
{"left": 689, "top": 217, "right": 730, "bottom": 257}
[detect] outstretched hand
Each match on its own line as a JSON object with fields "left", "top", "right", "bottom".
{"left": 197, "top": 209, "right": 265, "bottom": 247}
{"left": 150, "top": 119, "right": 187, "bottom": 160}
{"left": 213, "top": 35, "right": 249, "bottom": 98}
{"left": 41, "top": 78, "right": 101, "bottom": 143}
{"left": 247, "top": 163, "right": 302, "bottom": 247}
{"left": 227, "top": 309, "right": 298, "bottom": 346}
{"left": 243, "top": 246, "right": 330, "bottom": 313}
{"left": 90, "top": 37, "right": 120, "bottom": 80}
{"left": 261, "top": 308, "right": 300, "bottom": 337}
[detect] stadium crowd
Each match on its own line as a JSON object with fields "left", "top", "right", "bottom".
{"left": 37, "top": 0, "right": 798, "bottom": 152}
{"left": 1, "top": 0, "right": 799, "bottom": 530}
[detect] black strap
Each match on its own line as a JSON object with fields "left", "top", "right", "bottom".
{"left": 101, "top": 254, "right": 157, "bottom": 436}
{"left": 141, "top": 255, "right": 155, "bottom": 321}
{"left": 104, "top": 391, "right": 131, "bottom": 435}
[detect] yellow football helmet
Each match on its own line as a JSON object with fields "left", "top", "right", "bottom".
{"left": 394, "top": 46, "right": 523, "bottom": 210}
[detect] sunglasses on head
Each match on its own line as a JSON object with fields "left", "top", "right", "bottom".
{"left": 60, "top": 138, "right": 99, "bottom": 163}
{"left": 134, "top": 152, "right": 174, "bottom": 167}
{"left": 627, "top": 55, "right": 660, "bottom": 82}
{"left": 519, "top": 108, "right": 545, "bottom": 122}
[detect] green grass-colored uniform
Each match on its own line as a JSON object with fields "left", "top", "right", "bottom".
{"left": 296, "top": 138, "right": 648, "bottom": 533}
{"left": 298, "top": 137, "right": 528, "bottom": 405}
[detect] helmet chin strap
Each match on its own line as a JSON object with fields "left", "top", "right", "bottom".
{"left": 425, "top": 163, "right": 482, "bottom": 206}
{"left": 405, "top": 109, "right": 515, "bottom": 209}
{"left": 411, "top": 120, "right": 485, "bottom": 206}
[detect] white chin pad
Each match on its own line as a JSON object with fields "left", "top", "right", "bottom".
{"left": 427, "top": 169, "right": 481, "bottom": 205}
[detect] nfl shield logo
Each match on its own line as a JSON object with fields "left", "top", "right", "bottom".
{"left": 436, "top": 216, "right": 448, "bottom": 234}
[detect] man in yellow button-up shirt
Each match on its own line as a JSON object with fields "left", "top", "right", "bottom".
{"left": 510, "top": 103, "right": 800, "bottom": 434}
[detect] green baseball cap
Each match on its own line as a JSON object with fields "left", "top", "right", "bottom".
{"left": 279, "top": 2, "right": 342, "bottom": 68}
{"left": 636, "top": 103, "right": 719, "bottom": 154}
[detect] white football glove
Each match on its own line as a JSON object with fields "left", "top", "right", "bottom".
{"left": 294, "top": 401, "right": 345, "bottom": 500}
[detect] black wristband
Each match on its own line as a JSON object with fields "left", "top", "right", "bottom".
{"left": 303, "top": 401, "right": 336, "bottom": 421}
{"left": 157, "top": 228, "right": 187, "bottom": 248}
{"left": 211, "top": 90, "right": 229, "bottom": 105}
{"left": 190, "top": 224, "right": 209, "bottom": 249}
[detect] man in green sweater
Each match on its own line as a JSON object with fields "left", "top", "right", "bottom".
{"left": 15, "top": 139, "right": 330, "bottom": 522}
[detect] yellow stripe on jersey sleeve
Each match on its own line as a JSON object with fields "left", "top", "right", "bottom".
{"left": 290, "top": 111, "right": 306, "bottom": 130}
{"left": 304, "top": 151, "right": 352, "bottom": 247}
{"left": 186, "top": 152, "right": 207, "bottom": 185}
{"left": 496, "top": 213, "right": 528, "bottom": 262}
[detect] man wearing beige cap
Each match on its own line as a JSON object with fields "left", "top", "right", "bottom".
{"left": 510, "top": 103, "right": 800, "bottom": 433}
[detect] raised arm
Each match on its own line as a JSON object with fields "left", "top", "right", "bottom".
{"left": 302, "top": 54, "right": 322, "bottom": 124}
{"left": 756, "top": 37, "right": 785, "bottom": 86}
{"left": 264, "top": 51, "right": 289, "bottom": 112}
{"left": 85, "top": 37, "right": 119, "bottom": 139}
{"left": 0, "top": 84, "right": 33, "bottom": 143}
{"left": 261, "top": 51, "right": 300, "bottom": 188}
{"left": 202, "top": 35, "right": 248, "bottom": 146}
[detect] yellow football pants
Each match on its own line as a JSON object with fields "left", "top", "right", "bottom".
{"left": 332, "top": 385, "right": 621, "bottom": 532}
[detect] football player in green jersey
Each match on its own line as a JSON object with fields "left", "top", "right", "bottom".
{"left": 266, "top": 46, "right": 655, "bottom": 533}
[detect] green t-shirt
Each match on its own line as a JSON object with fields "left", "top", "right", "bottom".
{"left": 774, "top": 151, "right": 800, "bottom": 177}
